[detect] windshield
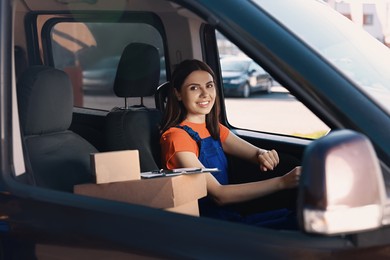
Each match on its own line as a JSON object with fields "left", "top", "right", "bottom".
{"left": 253, "top": 0, "right": 390, "bottom": 114}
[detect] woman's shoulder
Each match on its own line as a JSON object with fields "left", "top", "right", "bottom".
{"left": 218, "top": 123, "right": 230, "bottom": 142}
{"left": 163, "top": 126, "right": 183, "bottom": 135}
{"left": 161, "top": 126, "right": 192, "bottom": 143}
{"left": 218, "top": 122, "right": 229, "bottom": 131}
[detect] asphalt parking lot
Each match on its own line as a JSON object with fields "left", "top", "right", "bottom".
{"left": 224, "top": 86, "right": 329, "bottom": 137}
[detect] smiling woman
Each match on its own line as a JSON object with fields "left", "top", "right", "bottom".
{"left": 160, "top": 59, "right": 301, "bottom": 229}
{"left": 174, "top": 70, "right": 216, "bottom": 122}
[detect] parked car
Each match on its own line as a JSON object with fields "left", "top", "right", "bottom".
{"left": 221, "top": 56, "right": 273, "bottom": 97}
{"left": 82, "top": 55, "right": 120, "bottom": 95}
{"left": 1, "top": 0, "right": 390, "bottom": 259}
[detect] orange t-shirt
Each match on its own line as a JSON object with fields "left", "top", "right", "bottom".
{"left": 160, "top": 121, "right": 230, "bottom": 169}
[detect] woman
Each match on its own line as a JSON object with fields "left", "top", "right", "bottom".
{"left": 160, "top": 59, "right": 301, "bottom": 229}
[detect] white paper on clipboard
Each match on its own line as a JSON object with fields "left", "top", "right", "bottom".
{"left": 141, "top": 167, "right": 219, "bottom": 179}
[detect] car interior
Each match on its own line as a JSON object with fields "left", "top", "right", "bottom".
{"left": 13, "top": 0, "right": 307, "bottom": 222}
{"left": 5, "top": 0, "right": 390, "bottom": 258}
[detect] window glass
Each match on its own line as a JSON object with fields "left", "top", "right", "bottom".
{"left": 50, "top": 22, "right": 166, "bottom": 110}
{"left": 217, "top": 31, "right": 330, "bottom": 139}
{"left": 253, "top": 0, "right": 390, "bottom": 114}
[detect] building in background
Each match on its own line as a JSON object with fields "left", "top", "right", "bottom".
{"left": 326, "top": 0, "right": 390, "bottom": 46}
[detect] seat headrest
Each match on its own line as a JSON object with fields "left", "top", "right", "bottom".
{"left": 17, "top": 66, "right": 73, "bottom": 135}
{"left": 114, "top": 43, "right": 160, "bottom": 98}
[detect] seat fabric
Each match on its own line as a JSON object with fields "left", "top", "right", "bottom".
{"left": 17, "top": 65, "right": 98, "bottom": 192}
{"left": 105, "top": 43, "right": 162, "bottom": 172}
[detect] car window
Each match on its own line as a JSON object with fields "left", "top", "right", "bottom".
{"left": 217, "top": 31, "right": 330, "bottom": 139}
{"left": 47, "top": 20, "right": 166, "bottom": 110}
{"left": 248, "top": 62, "right": 261, "bottom": 73}
{"left": 221, "top": 58, "right": 249, "bottom": 71}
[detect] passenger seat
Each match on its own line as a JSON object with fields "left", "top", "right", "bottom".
{"left": 17, "top": 66, "right": 98, "bottom": 192}
{"left": 105, "top": 43, "right": 162, "bottom": 172}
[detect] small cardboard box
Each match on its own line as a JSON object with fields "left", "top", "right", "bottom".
{"left": 91, "top": 150, "right": 140, "bottom": 184}
{"left": 74, "top": 174, "right": 207, "bottom": 216}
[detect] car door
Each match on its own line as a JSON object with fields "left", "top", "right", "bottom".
{"left": 200, "top": 27, "right": 317, "bottom": 214}
{"left": 199, "top": 0, "right": 389, "bottom": 237}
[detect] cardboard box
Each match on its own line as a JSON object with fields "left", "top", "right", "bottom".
{"left": 74, "top": 174, "right": 207, "bottom": 216}
{"left": 91, "top": 150, "right": 140, "bottom": 184}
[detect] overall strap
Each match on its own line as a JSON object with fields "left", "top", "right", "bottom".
{"left": 175, "top": 125, "right": 201, "bottom": 142}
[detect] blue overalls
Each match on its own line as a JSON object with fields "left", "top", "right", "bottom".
{"left": 176, "top": 125, "right": 298, "bottom": 230}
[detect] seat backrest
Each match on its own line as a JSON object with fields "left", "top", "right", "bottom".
{"left": 17, "top": 65, "right": 98, "bottom": 192}
{"left": 14, "top": 45, "right": 28, "bottom": 82}
{"left": 105, "top": 43, "right": 162, "bottom": 172}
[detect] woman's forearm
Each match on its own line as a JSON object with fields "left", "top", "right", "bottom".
{"left": 207, "top": 167, "right": 301, "bottom": 206}
{"left": 208, "top": 175, "right": 284, "bottom": 206}
{"left": 223, "top": 132, "right": 264, "bottom": 163}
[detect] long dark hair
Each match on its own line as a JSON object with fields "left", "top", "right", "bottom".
{"left": 160, "top": 59, "right": 221, "bottom": 139}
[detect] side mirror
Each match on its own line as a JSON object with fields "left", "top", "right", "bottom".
{"left": 298, "top": 130, "right": 386, "bottom": 235}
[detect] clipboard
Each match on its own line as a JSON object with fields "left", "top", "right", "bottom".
{"left": 141, "top": 167, "right": 219, "bottom": 179}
